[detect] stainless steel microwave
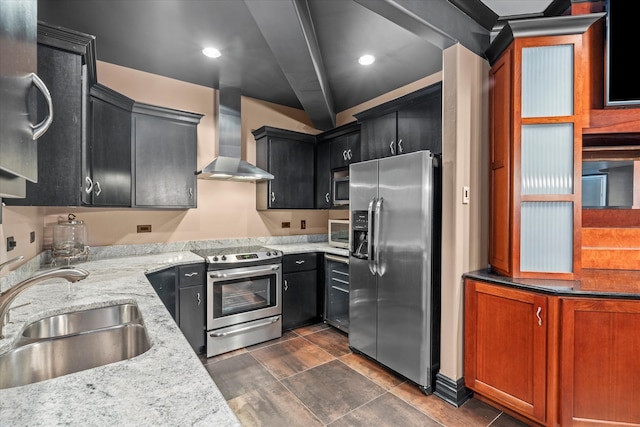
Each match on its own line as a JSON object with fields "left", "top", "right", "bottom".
{"left": 328, "top": 219, "right": 350, "bottom": 249}
{"left": 333, "top": 175, "right": 349, "bottom": 206}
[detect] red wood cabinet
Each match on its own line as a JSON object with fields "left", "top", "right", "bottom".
{"left": 560, "top": 298, "right": 640, "bottom": 426}
{"left": 464, "top": 279, "right": 559, "bottom": 426}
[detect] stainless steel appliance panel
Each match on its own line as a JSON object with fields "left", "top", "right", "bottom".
{"left": 348, "top": 159, "right": 378, "bottom": 359}
{"left": 207, "top": 315, "right": 281, "bottom": 357}
{"left": 348, "top": 150, "right": 439, "bottom": 392}
{"left": 206, "top": 263, "right": 281, "bottom": 330}
{"left": 376, "top": 151, "right": 434, "bottom": 387}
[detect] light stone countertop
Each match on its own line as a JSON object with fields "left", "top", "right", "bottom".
{"left": 0, "top": 251, "right": 241, "bottom": 427}
{"left": 264, "top": 242, "right": 349, "bottom": 258}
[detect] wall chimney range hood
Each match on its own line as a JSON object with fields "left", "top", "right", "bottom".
{"left": 196, "top": 85, "right": 273, "bottom": 182}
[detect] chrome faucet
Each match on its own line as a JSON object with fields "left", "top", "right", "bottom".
{"left": 0, "top": 266, "right": 89, "bottom": 339}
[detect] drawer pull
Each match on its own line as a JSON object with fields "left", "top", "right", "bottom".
{"left": 184, "top": 272, "right": 199, "bottom": 277}
{"left": 295, "top": 260, "right": 305, "bottom": 265}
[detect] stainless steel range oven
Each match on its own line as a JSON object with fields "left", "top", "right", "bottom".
{"left": 192, "top": 246, "right": 282, "bottom": 357}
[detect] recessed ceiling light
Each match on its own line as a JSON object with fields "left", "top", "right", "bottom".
{"left": 358, "top": 54, "right": 375, "bottom": 66}
{"left": 202, "top": 47, "right": 221, "bottom": 58}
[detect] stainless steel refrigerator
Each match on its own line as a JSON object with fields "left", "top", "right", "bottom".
{"left": 349, "top": 150, "right": 440, "bottom": 394}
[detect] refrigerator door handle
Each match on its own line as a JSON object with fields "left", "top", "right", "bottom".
{"left": 367, "top": 198, "right": 376, "bottom": 275}
{"left": 374, "top": 197, "right": 383, "bottom": 276}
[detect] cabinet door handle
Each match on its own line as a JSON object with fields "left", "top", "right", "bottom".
{"left": 390, "top": 140, "right": 395, "bottom": 155}
{"left": 295, "top": 260, "right": 305, "bottom": 265}
{"left": 30, "top": 73, "right": 54, "bottom": 140}
{"left": 284, "top": 279, "right": 288, "bottom": 291}
{"left": 343, "top": 150, "right": 348, "bottom": 160}
{"left": 325, "top": 192, "right": 330, "bottom": 203}
{"left": 94, "top": 181, "right": 102, "bottom": 196}
{"left": 85, "top": 176, "right": 94, "bottom": 194}
{"left": 536, "top": 306, "right": 542, "bottom": 326}
{"left": 397, "top": 139, "right": 403, "bottom": 154}
{"left": 188, "top": 187, "right": 193, "bottom": 199}
{"left": 184, "top": 272, "right": 199, "bottom": 277}
{"left": 271, "top": 191, "right": 276, "bottom": 203}
{"left": 347, "top": 148, "right": 352, "bottom": 159}
{"left": 196, "top": 292, "right": 201, "bottom": 306}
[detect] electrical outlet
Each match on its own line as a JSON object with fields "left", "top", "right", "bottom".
{"left": 137, "top": 224, "right": 152, "bottom": 233}
{"left": 30, "top": 231, "right": 35, "bottom": 243}
{"left": 281, "top": 222, "right": 291, "bottom": 229}
{"left": 6, "top": 236, "right": 16, "bottom": 252}
{"left": 301, "top": 220, "right": 306, "bottom": 229}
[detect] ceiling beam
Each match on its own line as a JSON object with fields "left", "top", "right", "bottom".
{"left": 353, "top": 0, "right": 491, "bottom": 58}
{"left": 244, "top": 0, "right": 335, "bottom": 130}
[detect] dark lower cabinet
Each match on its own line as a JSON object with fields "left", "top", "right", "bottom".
{"left": 146, "top": 262, "right": 205, "bottom": 354}
{"left": 282, "top": 253, "right": 322, "bottom": 331}
{"left": 324, "top": 254, "right": 349, "bottom": 332}
{"left": 146, "top": 266, "right": 177, "bottom": 319}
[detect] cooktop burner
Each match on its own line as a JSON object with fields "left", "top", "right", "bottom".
{"left": 192, "top": 246, "right": 282, "bottom": 266}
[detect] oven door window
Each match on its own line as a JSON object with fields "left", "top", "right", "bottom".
{"left": 213, "top": 274, "right": 277, "bottom": 318}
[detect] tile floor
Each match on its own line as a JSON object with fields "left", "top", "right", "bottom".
{"left": 200, "top": 323, "right": 530, "bottom": 426}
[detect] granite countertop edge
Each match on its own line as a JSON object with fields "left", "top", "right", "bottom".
{"left": 464, "top": 269, "right": 640, "bottom": 299}
{"left": 0, "top": 240, "right": 346, "bottom": 426}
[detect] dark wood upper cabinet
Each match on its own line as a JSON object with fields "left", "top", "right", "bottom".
{"left": 254, "top": 126, "right": 316, "bottom": 210}
{"left": 88, "top": 84, "right": 134, "bottom": 207}
{"left": 315, "top": 121, "right": 360, "bottom": 209}
{"left": 131, "top": 103, "right": 202, "bottom": 209}
{"left": 315, "top": 139, "right": 331, "bottom": 209}
{"left": 355, "top": 82, "right": 442, "bottom": 161}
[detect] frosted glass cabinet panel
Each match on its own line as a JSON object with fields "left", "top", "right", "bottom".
{"left": 520, "top": 202, "right": 573, "bottom": 273}
{"left": 521, "top": 45, "right": 573, "bottom": 118}
{"left": 521, "top": 123, "right": 574, "bottom": 195}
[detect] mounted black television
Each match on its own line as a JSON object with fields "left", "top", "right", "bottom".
{"left": 606, "top": 0, "right": 640, "bottom": 106}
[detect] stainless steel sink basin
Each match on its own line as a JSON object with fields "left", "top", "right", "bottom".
{"left": 20, "top": 303, "right": 143, "bottom": 340}
{"left": 0, "top": 323, "right": 151, "bottom": 389}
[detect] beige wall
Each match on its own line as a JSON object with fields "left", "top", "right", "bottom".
{"left": 440, "top": 44, "right": 489, "bottom": 382}
{"left": 0, "top": 51, "right": 490, "bottom": 388}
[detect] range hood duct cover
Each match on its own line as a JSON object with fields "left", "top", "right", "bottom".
{"left": 197, "top": 85, "right": 273, "bottom": 182}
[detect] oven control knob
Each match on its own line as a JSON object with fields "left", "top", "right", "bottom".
{"left": 266, "top": 251, "right": 271, "bottom": 256}
{"left": 212, "top": 256, "right": 218, "bottom": 262}
{"left": 221, "top": 255, "right": 227, "bottom": 261}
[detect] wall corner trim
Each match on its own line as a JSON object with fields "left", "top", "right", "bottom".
{"left": 433, "top": 373, "right": 473, "bottom": 407}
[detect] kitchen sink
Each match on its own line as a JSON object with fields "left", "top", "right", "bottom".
{"left": 20, "top": 303, "right": 143, "bottom": 340}
{"left": 0, "top": 323, "right": 151, "bottom": 389}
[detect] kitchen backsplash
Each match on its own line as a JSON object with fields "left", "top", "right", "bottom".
{"left": 0, "top": 234, "right": 327, "bottom": 292}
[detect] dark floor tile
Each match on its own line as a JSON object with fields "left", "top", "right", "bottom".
{"left": 304, "top": 327, "right": 351, "bottom": 357}
{"left": 339, "top": 352, "right": 405, "bottom": 389}
{"left": 293, "top": 322, "right": 330, "bottom": 336}
{"left": 204, "top": 353, "right": 277, "bottom": 400}
{"left": 250, "top": 336, "right": 335, "bottom": 379}
{"left": 391, "top": 383, "right": 501, "bottom": 427}
{"left": 489, "top": 412, "right": 531, "bottom": 427}
{"left": 246, "top": 329, "right": 299, "bottom": 351}
{"left": 328, "top": 392, "right": 442, "bottom": 427}
{"left": 202, "top": 347, "right": 248, "bottom": 364}
{"left": 282, "top": 359, "right": 386, "bottom": 425}
{"left": 228, "top": 381, "right": 323, "bottom": 427}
